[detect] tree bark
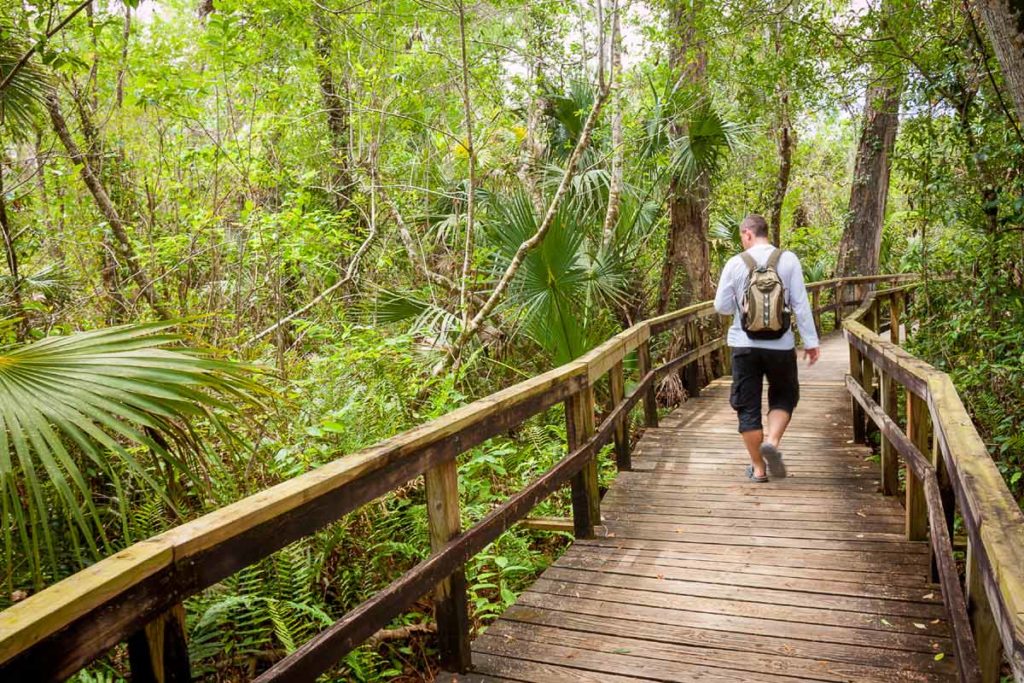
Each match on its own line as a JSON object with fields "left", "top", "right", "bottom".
{"left": 975, "top": 0, "right": 1024, "bottom": 125}
{"left": 768, "top": 11, "right": 793, "bottom": 247}
{"left": 601, "top": 1, "right": 623, "bottom": 250}
{"left": 657, "top": 0, "right": 713, "bottom": 314}
{"left": 837, "top": 76, "right": 903, "bottom": 277}
{"left": 0, "top": 163, "right": 26, "bottom": 340}
{"left": 314, "top": 13, "right": 354, "bottom": 209}
{"left": 46, "top": 93, "right": 169, "bottom": 318}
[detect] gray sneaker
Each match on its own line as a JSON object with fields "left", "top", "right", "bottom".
{"left": 760, "top": 442, "right": 787, "bottom": 479}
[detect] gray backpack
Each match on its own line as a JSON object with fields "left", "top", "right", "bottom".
{"left": 739, "top": 249, "right": 791, "bottom": 340}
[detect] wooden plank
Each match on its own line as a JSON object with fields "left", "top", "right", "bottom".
{"left": 126, "top": 604, "right": 190, "bottom": 683}
{"left": 518, "top": 516, "right": 573, "bottom": 533}
{"left": 568, "top": 544, "right": 934, "bottom": 587}
{"left": 607, "top": 360, "right": 630, "bottom": 470}
{"left": 0, "top": 540, "right": 171, "bottom": 667}
{"left": 473, "top": 628, "right": 810, "bottom": 683}
{"left": 572, "top": 537, "right": 931, "bottom": 572}
{"left": 467, "top": 651, "right": 676, "bottom": 683}
{"left": 529, "top": 575, "right": 942, "bottom": 635}
{"left": 907, "top": 391, "right": 931, "bottom": 542}
{"left": 425, "top": 459, "right": 470, "bottom": 673}
{"left": 636, "top": 337, "right": 658, "bottom": 427}
{"left": 497, "top": 603, "right": 956, "bottom": 679}
{"left": 880, "top": 369, "right": 900, "bottom": 495}
{"left": 479, "top": 618, "right": 950, "bottom": 683}
{"left": 928, "top": 373, "right": 1024, "bottom": 679}
{"left": 967, "top": 540, "right": 1004, "bottom": 683}
{"left": 553, "top": 552, "right": 943, "bottom": 603}
{"left": 542, "top": 566, "right": 947, "bottom": 619}
{"left": 516, "top": 588, "right": 949, "bottom": 652}
{"left": 567, "top": 387, "right": 600, "bottom": 539}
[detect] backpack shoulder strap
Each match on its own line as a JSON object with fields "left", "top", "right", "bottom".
{"left": 766, "top": 248, "right": 785, "bottom": 270}
{"left": 739, "top": 252, "right": 757, "bottom": 272}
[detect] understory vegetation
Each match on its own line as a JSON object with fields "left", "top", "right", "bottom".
{"left": 1, "top": 0, "right": 1022, "bottom": 680}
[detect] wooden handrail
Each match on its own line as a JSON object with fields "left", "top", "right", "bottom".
{"left": 0, "top": 273, "right": 913, "bottom": 682}
{"left": 843, "top": 286, "right": 1024, "bottom": 683}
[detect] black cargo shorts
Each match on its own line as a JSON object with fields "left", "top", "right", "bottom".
{"left": 729, "top": 347, "right": 800, "bottom": 433}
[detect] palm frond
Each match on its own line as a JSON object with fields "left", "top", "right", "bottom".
{"left": 0, "top": 25, "right": 49, "bottom": 139}
{"left": 0, "top": 322, "right": 265, "bottom": 586}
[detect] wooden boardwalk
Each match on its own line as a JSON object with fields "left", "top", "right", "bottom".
{"left": 447, "top": 334, "right": 959, "bottom": 682}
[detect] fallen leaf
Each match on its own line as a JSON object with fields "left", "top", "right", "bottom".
{"left": 922, "top": 592, "right": 934, "bottom": 599}
{"left": 930, "top": 619, "right": 940, "bottom": 624}
{"left": 934, "top": 653, "right": 945, "bottom": 661}
{"left": 913, "top": 623, "right": 927, "bottom": 630}
{"left": 656, "top": 574, "right": 665, "bottom": 580}
{"left": 856, "top": 511, "right": 867, "bottom": 517}
{"left": 611, "top": 648, "right": 631, "bottom": 654}
{"left": 881, "top": 618, "right": 893, "bottom": 627}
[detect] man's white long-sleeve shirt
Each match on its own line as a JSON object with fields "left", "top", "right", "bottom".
{"left": 713, "top": 244, "right": 819, "bottom": 350}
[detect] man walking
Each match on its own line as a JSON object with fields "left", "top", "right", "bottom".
{"left": 713, "top": 214, "right": 820, "bottom": 482}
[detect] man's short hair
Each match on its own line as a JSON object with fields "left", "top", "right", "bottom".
{"left": 740, "top": 214, "right": 769, "bottom": 238}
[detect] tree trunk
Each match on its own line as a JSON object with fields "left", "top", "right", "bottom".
{"left": 314, "top": 14, "right": 354, "bottom": 209}
{"left": 837, "top": 77, "right": 903, "bottom": 277}
{"left": 657, "top": 0, "right": 713, "bottom": 315}
{"left": 46, "top": 94, "right": 169, "bottom": 318}
{"left": 0, "top": 164, "right": 26, "bottom": 341}
{"left": 768, "top": 12, "right": 793, "bottom": 247}
{"left": 601, "top": 2, "right": 624, "bottom": 250}
{"left": 976, "top": 0, "right": 1024, "bottom": 125}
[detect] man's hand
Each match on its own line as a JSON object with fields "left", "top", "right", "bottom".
{"left": 804, "top": 347, "right": 820, "bottom": 366}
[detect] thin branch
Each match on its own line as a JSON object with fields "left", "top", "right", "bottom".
{"left": 447, "top": 80, "right": 612, "bottom": 364}
{"left": 245, "top": 178, "right": 380, "bottom": 346}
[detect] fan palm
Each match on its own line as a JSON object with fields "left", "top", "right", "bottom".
{"left": 639, "top": 81, "right": 746, "bottom": 185}
{"left": 0, "top": 323, "right": 265, "bottom": 588}
{"left": 487, "top": 191, "right": 627, "bottom": 364}
{"left": 0, "top": 23, "right": 49, "bottom": 139}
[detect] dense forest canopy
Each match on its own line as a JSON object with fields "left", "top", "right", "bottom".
{"left": 1, "top": 0, "right": 1022, "bottom": 679}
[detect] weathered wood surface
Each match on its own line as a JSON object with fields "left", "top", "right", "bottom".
{"left": 446, "top": 333, "right": 962, "bottom": 682}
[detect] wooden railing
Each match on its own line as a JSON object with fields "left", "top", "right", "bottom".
{"left": 844, "top": 285, "right": 1024, "bottom": 683}
{"left": 0, "top": 273, "right": 936, "bottom": 682}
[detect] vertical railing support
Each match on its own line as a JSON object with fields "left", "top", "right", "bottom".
{"left": 683, "top": 321, "right": 700, "bottom": 399}
{"left": 833, "top": 283, "right": 841, "bottom": 323}
{"left": 890, "top": 290, "right": 903, "bottom": 344}
{"left": 637, "top": 337, "right": 658, "bottom": 428}
{"left": 424, "top": 460, "right": 471, "bottom": 672}
{"left": 849, "top": 344, "right": 866, "bottom": 444}
{"left": 567, "top": 387, "right": 600, "bottom": 538}
{"left": 608, "top": 360, "right": 630, "bottom": 471}
{"left": 879, "top": 370, "right": 899, "bottom": 495}
{"left": 127, "top": 604, "right": 191, "bottom": 683}
{"left": 811, "top": 288, "right": 821, "bottom": 336}
{"left": 905, "top": 392, "right": 930, "bottom": 543}
{"left": 966, "top": 540, "right": 1004, "bottom": 683}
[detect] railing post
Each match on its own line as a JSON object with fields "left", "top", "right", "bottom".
{"left": 966, "top": 540, "right": 1004, "bottom": 683}
{"left": 127, "top": 604, "right": 191, "bottom": 683}
{"left": 567, "top": 386, "right": 600, "bottom": 538}
{"left": 637, "top": 337, "right": 658, "bottom": 428}
{"left": 424, "top": 460, "right": 471, "bottom": 672}
{"left": 879, "top": 371, "right": 899, "bottom": 495}
{"left": 683, "top": 321, "right": 700, "bottom": 399}
{"left": 905, "top": 392, "right": 930, "bottom": 542}
{"left": 890, "top": 290, "right": 903, "bottom": 344}
{"left": 608, "top": 360, "right": 630, "bottom": 471}
{"left": 811, "top": 288, "right": 821, "bottom": 336}
{"left": 832, "top": 283, "right": 841, "bottom": 325}
{"left": 849, "top": 344, "right": 866, "bottom": 444}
